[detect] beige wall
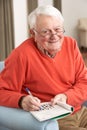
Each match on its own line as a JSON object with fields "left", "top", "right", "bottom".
{"left": 38, "top": 0, "right": 53, "bottom": 6}
{"left": 13, "top": 0, "right": 28, "bottom": 48}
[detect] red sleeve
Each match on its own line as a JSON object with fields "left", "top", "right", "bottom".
{"left": 65, "top": 40, "right": 87, "bottom": 107}
{"left": 0, "top": 49, "right": 27, "bottom": 108}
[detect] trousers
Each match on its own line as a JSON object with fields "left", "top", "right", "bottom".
{"left": 0, "top": 106, "right": 59, "bottom": 130}
{"left": 58, "top": 106, "right": 87, "bottom": 130}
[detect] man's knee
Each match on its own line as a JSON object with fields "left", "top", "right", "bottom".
{"left": 45, "top": 120, "right": 59, "bottom": 130}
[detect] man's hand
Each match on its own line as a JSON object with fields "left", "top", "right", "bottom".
{"left": 51, "top": 94, "right": 67, "bottom": 105}
{"left": 21, "top": 95, "right": 41, "bottom": 111}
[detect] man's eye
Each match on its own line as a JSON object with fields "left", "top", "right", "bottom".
{"left": 55, "top": 28, "right": 63, "bottom": 32}
{"left": 55, "top": 28, "right": 61, "bottom": 32}
{"left": 42, "top": 30, "right": 49, "bottom": 34}
{"left": 55, "top": 28, "right": 59, "bottom": 31}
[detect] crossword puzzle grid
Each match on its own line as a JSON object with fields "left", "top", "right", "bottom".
{"left": 40, "top": 103, "right": 54, "bottom": 111}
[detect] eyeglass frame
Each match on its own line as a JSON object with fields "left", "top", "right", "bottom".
{"left": 33, "top": 27, "right": 65, "bottom": 37}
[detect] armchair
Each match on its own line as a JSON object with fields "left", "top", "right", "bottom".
{"left": 0, "top": 61, "right": 10, "bottom": 130}
{"left": 0, "top": 61, "right": 4, "bottom": 72}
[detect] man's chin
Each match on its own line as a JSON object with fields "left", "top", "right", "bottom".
{"left": 49, "top": 44, "right": 62, "bottom": 50}
{"left": 47, "top": 46, "right": 62, "bottom": 54}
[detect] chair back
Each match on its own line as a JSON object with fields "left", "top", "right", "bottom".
{"left": 0, "top": 61, "right": 4, "bottom": 72}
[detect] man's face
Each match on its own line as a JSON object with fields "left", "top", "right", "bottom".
{"left": 32, "top": 14, "right": 64, "bottom": 53}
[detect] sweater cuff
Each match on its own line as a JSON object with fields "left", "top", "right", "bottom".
{"left": 18, "top": 96, "right": 25, "bottom": 108}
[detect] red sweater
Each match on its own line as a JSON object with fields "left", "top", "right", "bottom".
{"left": 0, "top": 36, "right": 87, "bottom": 112}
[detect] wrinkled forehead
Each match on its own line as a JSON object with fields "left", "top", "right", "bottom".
{"left": 35, "top": 14, "right": 63, "bottom": 29}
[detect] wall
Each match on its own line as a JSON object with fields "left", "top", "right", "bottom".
{"left": 62, "top": 0, "right": 87, "bottom": 45}
{"left": 13, "top": 0, "right": 28, "bottom": 48}
{"left": 38, "top": 0, "right": 53, "bottom": 6}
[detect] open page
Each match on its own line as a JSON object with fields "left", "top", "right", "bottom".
{"left": 30, "top": 102, "right": 74, "bottom": 122}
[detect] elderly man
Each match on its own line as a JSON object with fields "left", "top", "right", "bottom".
{"left": 0, "top": 5, "right": 87, "bottom": 130}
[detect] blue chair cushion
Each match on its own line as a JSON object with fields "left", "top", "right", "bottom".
{"left": 0, "top": 61, "right": 4, "bottom": 72}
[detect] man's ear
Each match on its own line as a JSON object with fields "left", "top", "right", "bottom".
{"left": 30, "top": 29, "right": 35, "bottom": 37}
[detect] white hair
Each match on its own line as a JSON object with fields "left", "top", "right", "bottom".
{"left": 28, "top": 5, "right": 64, "bottom": 29}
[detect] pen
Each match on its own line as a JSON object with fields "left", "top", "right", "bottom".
{"left": 25, "top": 87, "right": 33, "bottom": 96}
{"left": 25, "top": 87, "right": 42, "bottom": 110}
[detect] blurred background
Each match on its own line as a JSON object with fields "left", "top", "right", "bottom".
{"left": 0, "top": 0, "right": 87, "bottom": 65}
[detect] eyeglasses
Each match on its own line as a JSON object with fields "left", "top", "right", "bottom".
{"left": 33, "top": 27, "right": 65, "bottom": 37}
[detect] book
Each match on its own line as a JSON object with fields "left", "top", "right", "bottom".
{"left": 30, "top": 101, "right": 74, "bottom": 122}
